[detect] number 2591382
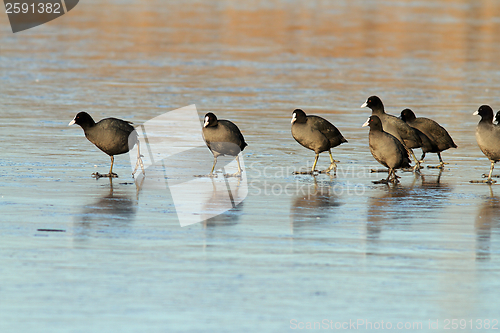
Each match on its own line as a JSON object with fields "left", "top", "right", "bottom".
{"left": 5, "top": 2, "right": 61, "bottom": 14}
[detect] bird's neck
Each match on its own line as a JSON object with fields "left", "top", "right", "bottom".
{"left": 480, "top": 116, "right": 493, "bottom": 125}
{"left": 371, "top": 107, "right": 385, "bottom": 115}
{"left": 80, "top": 121, "right": 96, "bottom": 131}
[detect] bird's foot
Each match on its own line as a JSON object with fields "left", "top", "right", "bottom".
{"left": 132, "top": 154, "right": 146, "bottom": 178}
{"left": 373, "top": 178, "right": 391, "bottom": 185}
{"left": 470, "top": 179, "right": 497, "bottom": 184}
{"left": 92, "top": 172, "right": 118, "bottom": 179}
{"left": 318, "top": 163, "right": 337, "bottom": 174}
{"left": 132, "top": 172, "right": 145, "bottom": 178}
{"left": 293, "top": 170, "right": 318, "bottom": 175}
{"left": 373, "top": 172, "right": 400, "bottom": 184}
{"left": 224, "top": 171, "right": 242, "bottom": 178}
{"left": 390, "top": 176, "right": 401, "bottom": 184}
{"left": 482, "top": 173, "right": 500, "bottom": 178}
{"left": 194, "top": 173, "right": 218, "bottom": 178}
{"left": 427, "top": 164, "right": 445, "bottom": 169}
{"left": 370, "top": 168, "right": 389, "bottom": 173}
{"left": 428, "top": 161, "right": 447, "bottom": 169}
{"left": 402, "top": 165, "right": 422, "bottom": 173}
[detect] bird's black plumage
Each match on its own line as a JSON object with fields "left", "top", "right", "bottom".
{"left": 400, "top": 108, "right": 457, "bottom": 167}
{"left": 362, "top": 96, "right": 422, "bottom": 148}
{"left": 363, "top": 115, "right": 411, "bottom": 183}
{"left": 473, "top": 105, "right": 500, "bottom": 183}
{"left": 69, "top": 111, "right": 144, "bottom": 178}
{"left": 362, "top": 96, "right": 422, "bottom": 170}
{"left": 202, "top": 112, "right": 247, "bottom": 176}
{"left": 291, "top": 109, "right": 347, "bottom": 174}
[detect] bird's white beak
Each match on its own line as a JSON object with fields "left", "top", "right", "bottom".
{"left": 68, "top": 119, "right": 76, "bottom": 126}
{"left": 473, "top": 111, "right": 479, "bottom": 116}
{"left": 362, "top": 118, "right": 370, "bottom": 127}
{"left": 361, "top": 101, "right": 368, "bottom": 108}
{"left": 291, "top": 113, "right": 297, "bottom": 124}
{"left": 203, "top": 116, "right": 209, "bottom": 128}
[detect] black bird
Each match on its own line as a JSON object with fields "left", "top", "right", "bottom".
{"left": 291, "top": 109, "right": 347, "bottom": 174}
{"left": 361, "top": 96, "right": 422, "bottom": 170}
{"left": 202, "top": 112, "right": 247, "bottom": 176}
{"left": 472, "top": 105, "right": 500, "bottom": 184}
{"left": 363, "top": 115, "right": 411, "bottom": 184}
{"left": 69, "top": 111, "right": 144, "bottom": 178}
{"left": 400, "top": 108, "right": 457, "bottom": 168}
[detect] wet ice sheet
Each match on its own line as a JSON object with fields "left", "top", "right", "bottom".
{"left": 1, "top": 0, "right": 500, "bottom": 332}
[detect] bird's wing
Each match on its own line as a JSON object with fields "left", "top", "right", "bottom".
{"left": 309, "top": 116, "right": 345, "bottom": 141}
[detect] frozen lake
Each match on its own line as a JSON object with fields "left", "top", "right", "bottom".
{"left": 1, "top": 0, "right": 500, "bottom": 332}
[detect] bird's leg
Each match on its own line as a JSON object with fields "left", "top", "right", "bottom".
{"left": 110, "top": 156, "right": 114, "bottom": 174}
{"left": 311, "top": 153, "right": 319, "bottom": 173}
{"left": 194, "top": 155, "right": 219, "bottom": 178}
{"left": 92, "top": 156, "right": 118, "bottom": 178}
{"left": 388, "top": 169, "right": 395, "bottom": 183}
{"left": 427, "top": 152, "right": 448, "bottom": 169}
{"left": 486, "top": 161, "right": 496, "bottom": 183}
{"left": 293, "top": 153, "right": 319, "bottom": 175}
{"left": 420, "top": 152, "right": 426, "bottom": 163}
{"left": 209, "top": 155, "right": 218, "bottom": 177}
{"left": 471, "top": 160, "right": 498, "bottom": 184}
{"left": 107, "top": 156, "right": 119, "bottom": 177}
{"left": 390, "top": 169, "right": 401, "bottom": 184}
{"left": 319, "top": 150, "right": 338, "bottom": 174}
{"left": 408, "top": 148, "right": 422, "bottom": 172}
{"left": 224, "top": 155, "right": 243, "bottom": 178}
{"left": 108, "top": 156, "right": 118, "bottom": 177}
{"left": 237, "top": 155, "right": 242, "bottom": 174}
{"left": 132, "top": 141, "right": 145, "bottom": 177}
{"left": 480, "top": 159, "right": 500, "bottom": 179}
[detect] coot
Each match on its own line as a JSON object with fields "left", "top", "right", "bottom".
{"left": 361, "top": 96, "right": 422, "bottom": 170}
{"left": 400, "top": 108, "right": 457, "bottom": 168}
{"left": 202, "top": 112, "right": 247, "bottom": 176}
{"left": 69, "top": 111, "right": 144, "bottom": 178}
{"left": 291, "top": 109, "right": 347, "bottom": 174}
{"left": 363, "top": 115, "right": 411, "bottom": 184}
{"left": 472, "top": 105, "right": 500, "bottom": 183}
{"left": 495, "top": 111, "right": 500, "bottom": 125}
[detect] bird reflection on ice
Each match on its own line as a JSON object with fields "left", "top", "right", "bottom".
{"left": 475, "top": 186, "right": 500, "bottom": 261}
